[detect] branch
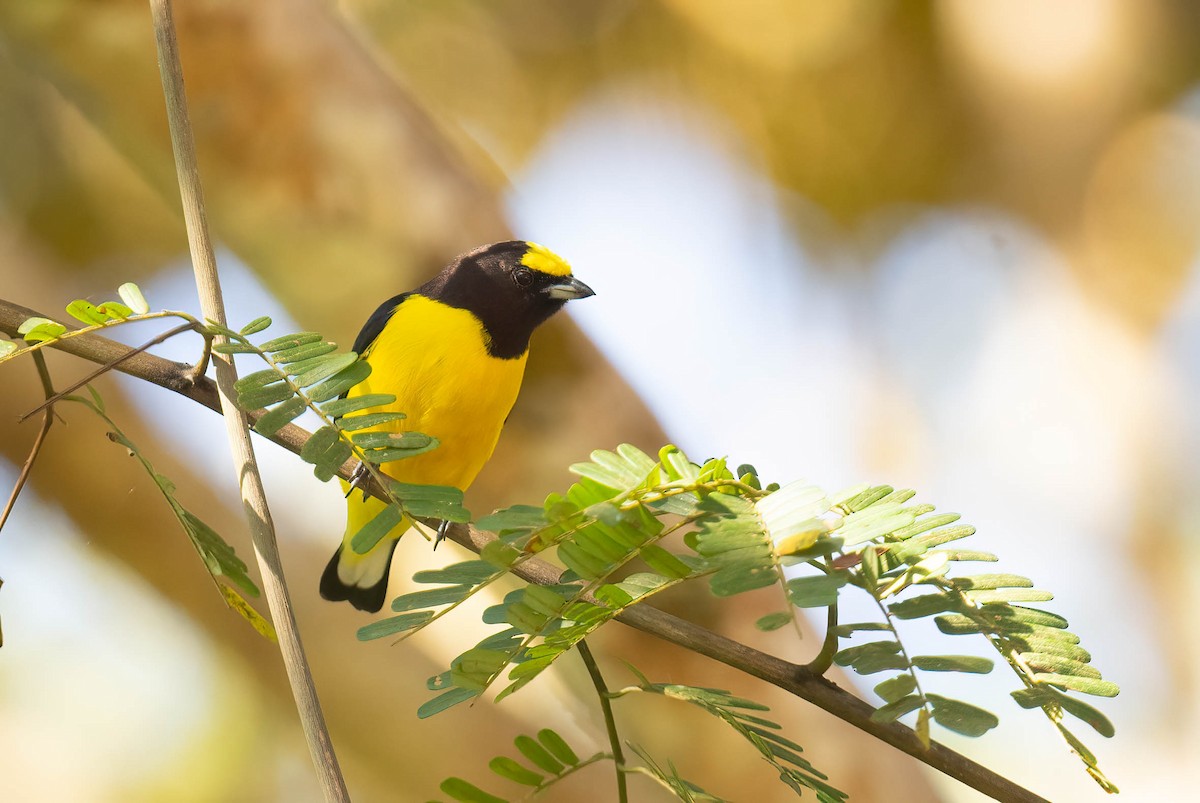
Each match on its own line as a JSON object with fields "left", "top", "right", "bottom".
{"left": 0, "top": 297, "right": 1047, "bottom": 803}
{"left": 147, "top": 2, "right": 348, "bottom": 801}
{"left": 0, "top": 352, "right": 57, "bottom": 534}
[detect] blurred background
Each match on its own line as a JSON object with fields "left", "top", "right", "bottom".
{"left": 0, "top": 1, "right": 1196, "bottom": 800}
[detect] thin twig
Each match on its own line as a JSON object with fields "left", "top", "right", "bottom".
{"left": 576, "top": 640, "right": 628, "bottom": 803}
{"left": 0, "top": 300, "right": 1050, "bottom": 802}
{"left": 805, "top": 601, "right": 838, "bottom": 675}
{"left": 0, "top": 352, "right": 56, "bottom": 534}
{"left": 146, "top": 2, "right": 348, "bottom": 801}
{"left": 19, "top": 321, "right": 198, "bottom": 422}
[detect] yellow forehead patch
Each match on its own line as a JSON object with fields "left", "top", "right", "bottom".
{"left": 521, "top": 242, "right": 573, "bottom": 277}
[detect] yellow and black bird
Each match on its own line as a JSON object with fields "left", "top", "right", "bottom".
{"left": 320, "top": 241, "right": 594, "bottom": 612}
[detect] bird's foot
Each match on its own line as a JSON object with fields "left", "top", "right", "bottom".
{"left": 344, "top": 461, "right": 370, "bottom": 499}
{"left": 433, "top": 519, "right": 450, "bottom": 550}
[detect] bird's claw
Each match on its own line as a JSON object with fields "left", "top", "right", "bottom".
{"left": 433, "top": 519, "right": 450, "bottom": 550}
{"left": 344, "top": 461, "right": 370, "bottom": 499}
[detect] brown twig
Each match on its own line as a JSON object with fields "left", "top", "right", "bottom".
{"left": 0, "top": 299, "right": 1049, "bottom": 802}
{"left": 19, "top": 321, "right": 198, "bottom": 422}
{"left": 576, "top": 640, "right": 628, "bottom": 803}
{"left": 0, "top": 352, "right": 57, "bottom": 535}
{"left": 146, "top": 2, "right": 348, "bottom": 800}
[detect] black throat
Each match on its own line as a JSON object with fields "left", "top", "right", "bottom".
{"left": 419, "top": 256, "right": 565, "bottom": 359}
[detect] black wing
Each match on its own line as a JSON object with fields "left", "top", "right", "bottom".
{"left": 352, "top": 292, "right": 410, "bottom": 356}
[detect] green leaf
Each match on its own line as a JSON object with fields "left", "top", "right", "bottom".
{"left": 355, "top": 611, "right": 434, "bottom": 641}
{"left": 514, "top": 735, "right": 563, "bottom": 774}
{"left": 300, "top": 425, "right": 339, "bottom": 464}
{"left": 927, "top": 694, "right": 999, "bottom": 737}
{"left": 235, "top": 368, "right": 284, "bottom": 393}
{"left": 337, "top": 411, "right": 407, "bottom": 431}
{"left": 834, "top": 641, "right": 908, "bottom": 674}
{"left": 66, "top": 300, "right": 110, "bottom": 325}
{"left": 911, "top": 655, "right": 994, "bottom": 674}
{"left": 361, "top": 438, "right": 441, "bottom": 465}
{"left": 871, "top": 694, "right": 925, "bottom": 724}
{"left": 873, "top": 673, "right": 917, "bottom": 703}
{"left": 937, "top": 549, "right": 998, "bottom": 562}
{"left": 95, "top": 301, "right": 132, "bottom": 320}
{"left": 320, "top": 393, "right": 397, "bottom": 417}
{"left": 118, "top": 282, "right": 150, "bottom": 314}
{"left": 391, "top": 585, "right": 472, "bottom": 612}
{"left": 889, "top": 593, "right": 959, "bottom": 620}
{"left": 239, "top": 316, "right": 272, "bottom": 335}
{"left": 418, "top": 686, "right": 481, "bottom": 719}
{"left": 831, "top": 622, "right": 892, "bottom": 637}
{"left": 488, "top": 757, "right": 543, "bottom": 787}
{"left": 891, "top": 512, "right": 960, "bottom": 540}
{"left": 252, "top": 396, "right": 308, "bottom": 436}
{"left": 537, "top": 729, "right": 579, "bottom": 766}
{"left": 212, "top": 341, "right": 258, "bottom": 354}
{"left": 412, "top": 560, "right": 496, "bottom": 585}
{"left": 996, "top": 605, "right": 1070, "bottom": 630}
{"left": 350, "top": 503, "right": 405, "bottom": 554}
{"left": 1034, "top": 674, "right": 1119, "bottom": 698}
{"left": 952, "top": 573, "right": 1034, "bottom": 591}
{"left": 18, "top": 318, "right": 68, "bottom": 342}
{"left": 439, "top": 777, "right": 508, "bottom": 803}
{"left": 569, "top": 445, "right": 655, "bottom": 491}
{"left": 755, "top": 612, "right": 793, "bottom": 632}
{"left": 786, "top": 574, "right": 847, "bottom": 608}
{"left": 837, "top": 504, "right": 917, "bottom": 547}
{"left": 389, "top": 481, "right": 470, "bottom": 522}
{"left": 452, "top": 647, "right": 513, "bottom": 692}
{"left": 965, "top": 588, "right": 1054, "bottom": 604}
{"left": 0, "top": 340, "right": 17, "bottom": 358}
{"left": 308, "top": 360, "right": 372, "bottom": 402}
{"left": 476, "top": 505, "right": 547, "bottom": 535}
{"left": 258, "top": 331, "right": 323, "bottom": 352}
{"left": 1011, "top": 687, "right": 1115, "bottom": 738}
{"left": 1021, "top": 652, "right": 1101, "bottom": 679}
{"left": 273, "top": 340, "right": 338, "bottom": 364}
{"left": 179, "top": 510, "right": 258, "bottom": 597}
{"left": 236, "top": 382, "right": 295, "bottom": 411}
{"left": 292, "top": 352, "right": 359, "bottom": 388}
{"left": 639, "top": 544, "right": 693, "bottom": 579}
{"left": 353, "top": 431, "right": 432, "bottom": 450}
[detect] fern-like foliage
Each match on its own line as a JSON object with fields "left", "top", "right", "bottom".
{"left": 67, "top": 387, "right": 275, "bottom": 641}
{"left": 798, "top": 484, "right": 1121, "bottom": 791}
{"left": 436, "top": 728, "right": 608, "bottom": 803}
{"left": 1, "top": 284, "right": 274, "bottom": 639}
{"left": 613, "top": 667, "right": 847, "bottom": 803}
{"left": 379, "top": 443, "right": 1117, "bottom": 795}
{"left": 209, "top": 318, "right": 471, "bottom": 546}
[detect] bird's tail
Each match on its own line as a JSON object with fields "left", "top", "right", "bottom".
{"left": 320, "top": 492, "right": 410, "bottom": 612}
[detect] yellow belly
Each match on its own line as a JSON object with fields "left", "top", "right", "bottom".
{"left": 348, "top": 294, "right": 528, "bottom": 492}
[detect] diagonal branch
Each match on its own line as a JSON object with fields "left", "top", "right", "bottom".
{"left": 0, "top": 295, "right": 1048, "bottom": 802}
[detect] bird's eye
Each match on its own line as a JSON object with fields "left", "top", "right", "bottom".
{"left": 513, "top": 268, "right": 534, "bottom": 288}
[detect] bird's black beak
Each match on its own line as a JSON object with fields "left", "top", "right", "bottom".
{"left": 544, "top": 276, "right": 595, "bottom": 301}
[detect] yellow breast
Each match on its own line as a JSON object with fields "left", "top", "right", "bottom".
{"left": 348, "top": 295, "right": 528, "bottom": 491}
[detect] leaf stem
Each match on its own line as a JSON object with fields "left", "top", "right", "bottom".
{"left": 577, "top": 640, "right": 628, "bottom": 803}
{"left": 19, "top": 321, "right": 199, "bottom": 422}
{"left": 805, "top": 601, "right": 839, "bottom": 675}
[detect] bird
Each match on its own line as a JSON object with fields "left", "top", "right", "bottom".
{"left": 320, "top": 241, "right": 594, "bottom": 612}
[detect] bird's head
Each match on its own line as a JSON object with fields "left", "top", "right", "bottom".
{"left": 422, "top": 240, "right": 594, "bottom": 358}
